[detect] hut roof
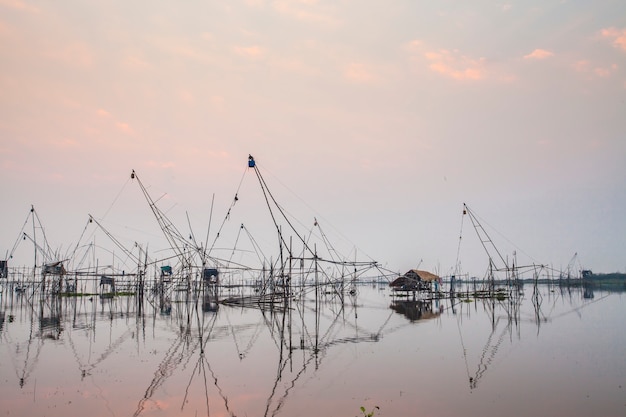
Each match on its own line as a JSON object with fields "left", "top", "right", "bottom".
{"left": 389, "top": 276, "right": 416, "bottom": 288}
{"left": 406, "top": 269, "right": 440, "bottom": 282}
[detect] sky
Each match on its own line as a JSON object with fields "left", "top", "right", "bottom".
{"left": 1, "top": 0, "right": 625, "bottom": 277}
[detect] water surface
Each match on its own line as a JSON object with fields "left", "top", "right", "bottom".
{"left": 1, "top": 283, "right": 624, "bottom": 417}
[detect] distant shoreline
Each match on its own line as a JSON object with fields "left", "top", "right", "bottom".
{"left": 444, "top": 272, "right": 626, "bottom": 291}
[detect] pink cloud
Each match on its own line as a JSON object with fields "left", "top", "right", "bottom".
{"left": 573, "top": 60, "right": 590, "bottom": 72}
{"left": 593, "top": 63, "right": 618, "bottom": 77}
{"left": 523, "top": 49, "right": 554, "bottom": 59}
{"left": 146, "top": 160, "right": 176, "bottom": 169}
{"left": 234, "top": 45, "right": 265, "bottom": 58}
{"left": 49, "top": 137, "right": 79, "bottom": 148}
{"left": 0, "top": 19, "right": 11, "bottom": 36}
{"left": 148, "top": 35, "right": 211, "bottom": 62}
{"left": 97, "top": 109, "right": 111, "bottom": 117}
{"left": 174, "top": 44, "right": 207, "bottom": 60}
{"left": 210, "top": 95, "right": 225, "bottom": 109}
{"left": 115, "top": 121, "right": 134, "bottom": 134}
{"left": 92, "top": 109, "right": 140, "bottom": 138}
{"left": 600, "top": 27, "right": 626, "bottom": 51}
{"left": 272, "top": 0, "right": 340, "bottom": 26}
{"left": 178, "top": 89, "right": 194, "bottom": 103}
{"left": 274, "top": 58, "right": 319, "bottom": 76}
{"left": 123, "top": 54, "right": 152, "bottom": 71}
{"left": 407, "top": 41, "right": 489, "bottom": 81}
{"left": 343, "top": 63, "right": 377, "bottom": 83}
{"left": 0, "top": 0, "right": 40, "bottom": 13}
{"left": 573, "top": 60, "right": 618, "bottom": 78}
{"left": 44, "top": 41, "right": 94, "bottom": 68}
{"left": 498, "top": 73, "right": 518, "bottom": 83}
{"left": 425, "top": 49, "right": 487, "bottom": 80}
{"left": 407, "top": 39, "right": 423, "bottom": 50}
{"left": 593, "top": 68, "right": 610, "bottom": 77}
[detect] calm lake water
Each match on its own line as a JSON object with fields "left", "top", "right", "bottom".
{"left": 1, "top": 282, "right": 624, "bottom": 417}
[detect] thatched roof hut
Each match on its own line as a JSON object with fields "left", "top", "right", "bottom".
{"left": 42, "top": 261, "right": 66, "bottom": 276}
{"left": 406, "top": 269, "right": 439, "bottom": 282}
{"left": 389, "top": 269, "right": 440, "bottom": 291}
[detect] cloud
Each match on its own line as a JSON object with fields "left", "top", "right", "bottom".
{"left": 406, "top": 40, "right": 489, "bottom": 81}
{"left": 93, "top": 109, "right": 139, "bottom": 137}
{"left": 210, "top": 95, "right": 225, "bottom": 109}
{"left": 343, "top": 63, "right": 377, "bottom": 84}
{"left": 123, "top": 54, "right": 152, "bottom": 71}
{"left": 523, "top": 49, "right": 554, "bottom": 59}
{"left": 573, "top": 60, "right": 590, "bottom": 72}
{"left": 273, "top": 58, "right": 319, "bottom": 77}
{"left": 407, "top": 39, "right": 423, "bottom": 50}
{"left": 600, "top": 27, "right": 626, "bottom": 51}
{"left": 178, "top": 89, "right": 194, "bottom": 104}
{"left": 49, "top": 137, "right": 79, "bottom": 148}
{"left": 95, "top": 109, "right": 135, "bottom": 134}
{"left": 594, "top": 64, "right": 618, "bottom": 77}
{"left": 44, "top": 41, "right": 94, "bottom": 68}
{"left": 0, "top": 0, "right": 39, "bottom": 13}
{"left": 425, "top": 50, "right": 486, "bottom": 80}
{"left": 146, "top": 160, "right": 176, "bottom": 169}
{"left": 573, "top": 60, "right": 618, "bottom": 78}
{"left": 0, "top": 19, "right": 11, "bottom": 36}
{"left": 172, "top": 43, "right": 207, "bottom": 61}
{"left": 272, "top": 0, "right": 340, "bottom": 26}
{"left": 233, "top": 45, "right": 265, "bottom": 58}
{"left": 149, "top": 35, "right": 212, "bottom": 63}
{"left": 115, "top": 121, "right": 134, "bottom": 134}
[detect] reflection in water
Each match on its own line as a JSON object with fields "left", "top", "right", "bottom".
{"left": 389, "top": 298, "right": 442, "bottom": 322}
{"left": 451, "top": 281, "right": 617, "bottom": 393}
{"left": 38, "top": 297, "right": 63, "bottom": 341}
{"left": 465, "top": 315, "right": 512, "bottom": 390}
{"left": 583, "top": 282, "right": 595, "bottom": 299}
{"left": 451, "top": 294, "right": 519, "bottom": 391}
{"left": 0, "top": 282, "right": 384, "bottom": 417}
{"left": 133, "top": 301, "right": 215, "bottom": 417}
{"left": 0, "top": 280, "right": 624, "bottom": 417}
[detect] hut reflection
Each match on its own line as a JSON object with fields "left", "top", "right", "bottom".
{"left": 39, "top": 297, "right": 62, "bottom": 340}
{"left": 389, "top": 299, "right": 441, "bottom": 322}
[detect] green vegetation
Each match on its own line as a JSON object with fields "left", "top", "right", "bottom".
{"left": 359, "top": 406, "right": 380, "bottom": 417}
{"left": 582, "top": 273, "right": 626, "bottom": 292}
